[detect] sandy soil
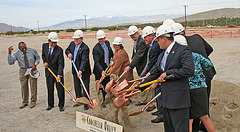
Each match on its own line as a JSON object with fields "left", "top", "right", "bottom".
{"left": 0, "top": 33, "right": 239, "bottom": 132}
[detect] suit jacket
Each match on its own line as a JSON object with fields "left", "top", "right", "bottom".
{"left": 42, "top": 43, "right": 64, "bottom": 77}
{"left": 129, "top": 35, "right": 149, "bottom": 76}
{"left": 65, "top": 41, "right": 91, "bottom": 78}
{"left": 141, "top": 41, "right": 163, "bottom": 77}
{"left": 145, "top": 42, "right": 194, "bottom": 109}
{"left": 185, "top": 34, "right": 216, "bottom": 82}
{"left": 92, "top": 40, "right": 114, "bottom": 80}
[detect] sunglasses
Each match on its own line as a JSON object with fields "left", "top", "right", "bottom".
{"left": 20, "top": 47, "right": 27, "bottom": 50}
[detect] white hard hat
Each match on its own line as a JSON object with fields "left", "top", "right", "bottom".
{"left": 73, "top": 30, "right": 84, "bottom": 39}
{"left": 112, "top": 37, "right": 123, "bottom": 45}
{"left": 30, "top": 70, "right": 40, "bottom": 78}
{"left": 174, "top": 35, "right": 187, "bottom": 46}
{"left": 155, "top": 25, "right": 174, "bottom": 39}
{"left": 142, "top": 26, "right": 155, "bottom": 38}
{"left": 48, "top": 32, "right": 59, "bottom": 42}
{"left": 171, "top": 23, "right": 184, "bottom": 35}
{"left": 128, "top": 25, "right": 138, "bottom": 36}
{"left": 96, "top": 30, "right": 106, "bottom": 39}
{"left": 163, "top": 19, "right": 175, "bottom": 26}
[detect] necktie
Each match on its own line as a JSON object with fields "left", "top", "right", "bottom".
{"left": 74, "top": 45, "right": 78, "bottom": 62}
{"left": 161, "top": 51, "right": 169, "bottom": 71}
{"left": 23, "top": 52, "right": 29, "bottom": 68}
{"left": 49, "top": 48, "right": 52, "bottom": 56}
{"left": 104, "top": 44, "right": 109, "bottom": 65}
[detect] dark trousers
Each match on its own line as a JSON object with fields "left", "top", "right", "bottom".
{"left": 99, "top": 76, "right": 109, "bottom": 101}
{"left": 73, "top": 73, "right": 90, "bottom": 99}
{"left": 192, "top": 81, "right": 211, "bottom": 132}
{"left": 155, "top": 85, "right": 163, "bottom": 115}
{"left": 46, "top": 75, "right": 65, "bottom": 108}
{"left": 163, "top": 107, "right": 189, "bottom": 132}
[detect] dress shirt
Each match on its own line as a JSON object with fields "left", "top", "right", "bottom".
{"left": 100, "top": 43, "right": 109, "bottom": 64}
{"left": 8, "top": 47, "right": 40, "bottom": 68}
{"left": 161, "top": 42, "right": 175, "bottom": 71}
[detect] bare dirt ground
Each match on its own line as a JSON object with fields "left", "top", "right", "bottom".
{"left": 0, "top": 32, "right": 239, "bottom": 132}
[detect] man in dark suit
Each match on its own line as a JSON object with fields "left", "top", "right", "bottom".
{"left": 141, "top": 26, "right": 164, "bottom": 123}
{"left": 93, "top": 30, "right": 113, "bottom": 108}
{"left": 172, "top": 23, "right": 217, "bottom": 132}
{"left": 42, "top": 32, "right": 65, "bottom": 112}
{"left": 124, "top": 25, "right": 149, "bottom": 76}
{"left": 65, "top": 30, "right": 91, "bottom": 110}
{"left": 138, "top": 25, "right": 194, "bottom": 132}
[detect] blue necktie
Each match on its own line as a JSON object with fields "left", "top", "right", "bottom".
{"left": 104, "top": 44, "right": 109, "bottom": 65}
{"left": 74, "top": 45, "right": 78, "bottom": 62}
{"left": 161, "top": 51, "right": 169, "bottom": 71}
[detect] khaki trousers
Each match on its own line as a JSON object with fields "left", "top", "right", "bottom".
{"left": 19, "top": 68, "right": 37, "bottom": 104}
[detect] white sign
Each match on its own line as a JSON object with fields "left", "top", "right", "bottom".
{"left": 76, "top": 111, "right": 123, "bottom": 132}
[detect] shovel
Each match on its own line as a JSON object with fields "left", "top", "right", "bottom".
{"left": 113, "top": 87, "right": 150, "bottom": 108}
{"left": 96, "top": 61, "right": 113, "bottom": 93}
{"left": 129, "top": 92, "right": 162, "bottom": 116}
{"left": 72, "top": 61, "right": 98, "bottom": 109}
{"left": 111, "top": 77, "right": 146, "bottom": 95}
{"left": 105, "top": 70, "right": 127, "bottom": 93}
{"left": 47, "top": 67, "right": 87, "bottom": 105}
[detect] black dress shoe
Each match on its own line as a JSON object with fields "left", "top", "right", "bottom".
{"left": 46, "top": 106, "right": 53, "bottom": 111}
{"left": 59, "top": 107, "right": 64, "bottom": 112}
{"left": 151, "top": 111, "right": 159, "bottom": 116}
{"left": 151, "top": 116, "right": 164, "bottom": 123}
{"left": 84, "top": 105, "right": 89, "bottom": 110}
{"left": 73, "top": 104, "right": 80, "bottom": 107}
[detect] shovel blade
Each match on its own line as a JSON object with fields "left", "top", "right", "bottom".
{"left": 87, "top": 99, "right": 98, "bottom": 109}
{"left": 105, "top": 79, "right": 115, "bottom": 92}
{"left": 114, "top": 79, "right": 129, "bottom": 92}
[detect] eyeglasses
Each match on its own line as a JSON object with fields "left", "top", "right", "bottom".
{"left": 20, "top": 47, "right": 27, "bottom": 50}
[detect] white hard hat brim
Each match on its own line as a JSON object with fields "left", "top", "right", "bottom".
{"left": 51, "top": 39, "right": 59, "bottom": 42}
{"left": 30, "top": 71, "right": 40, "bottom": 78}
{"left": 97, "top": 36, "right": 105, "bottom": 39}
{"left": 128, "top": 32, "right": 136, "bottom": 36}
{"left": 72, "top": 36, "right": 82, "bottom": 39}
{"left": 112, "top": 43, "right": 122, "bottom": 45}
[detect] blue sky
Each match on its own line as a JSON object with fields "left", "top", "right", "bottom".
{"left": 0, "top": 0, "right": 239, "bottom": 29}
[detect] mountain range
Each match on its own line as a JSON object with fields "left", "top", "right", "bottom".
{"left": 0, "top": 8, "right": 239, "bottom": 33}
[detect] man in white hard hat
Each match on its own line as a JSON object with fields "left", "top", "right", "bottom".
{"left": 125, "top": 25, "right": 149, "bottom": 106}
{"left": 42, "top": 32, "right": 65, "bottom": 112}
{"left": 8, "top": 42, "right": 40, "bottom": 109}
{"left": 125, "top": 25, "right": 149, "bottom": 76}
{"left": 65, "top": 30, "right": 91, "bottom": 110}
{"left": 136, "top": 25, "right": 194, "bottom": 131}
{"left": 172, "top": 22, "right": 216, "bottom": 132}
{"left": 141, "top": 26, "right": 164, "bottom": 123}
{"left": 93, "top": 30, "right": 113, "bottom": 108}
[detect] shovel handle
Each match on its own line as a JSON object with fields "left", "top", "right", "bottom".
{"left": 138, "top": 80, "right": 159, "bottom": 88}
{"left": 102, "top": 66, "right": 112, "bottom": 80}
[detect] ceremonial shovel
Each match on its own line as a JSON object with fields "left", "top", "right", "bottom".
{"left": 129, "top": 92, "right": 162, "bottom": 116}
{"left": 72, "top": 61, "right": 98, "bottom": 109}
{"left": 111, "top": 77, "right": 146, "bottom": 96}
{"left": 96, "top": 61, "right": 113, "bottom": 93}
{"left": 47, "top": 67, "right": 88, "bottom": 105}
{"left": 105, "top": 70, "right": 127, "bottom": 93}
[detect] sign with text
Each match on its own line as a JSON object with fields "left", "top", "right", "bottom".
{"left": 76, "top": 111, "right": 123, "bottom": 132}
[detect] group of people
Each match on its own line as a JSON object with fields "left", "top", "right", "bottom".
{"left": 8, "top": 18, "right": 216, "bottom": 132}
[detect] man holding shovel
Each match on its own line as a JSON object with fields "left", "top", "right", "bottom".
{"left": 93, "top": 30, "right": 113, "bottom": 108}
{"left": 65, "top": 30, "right": 91, "bottom": 110}
{"left": 8, "top": 42, "right": 40, "bottom": 109}
{"left": 42, "top": 32, "right": 65, "bottom": 112}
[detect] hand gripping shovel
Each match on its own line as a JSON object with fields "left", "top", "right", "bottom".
{"left": 129, "top": 92, "right": 162, "bottom": 116}
{"left": 96, "top": 61, "right": 113, "bottom": 93}
{"left": 105, "top": 70, "right": 127, "bottom": 93}
{"left": 72, "top": 61, "right": 98, "bottom": 109}
{"left": 47, "top": 67, "right": 87, "bottom": 105}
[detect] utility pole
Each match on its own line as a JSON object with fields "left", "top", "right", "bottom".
{"left": 36, "top": 21, "right": 40, "bottom": 31}
{"left": 183, "top": 5, "right": 188, "bottom": 31}
{"left": 84, "top": 15, "right": 87, "bottom": 29}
